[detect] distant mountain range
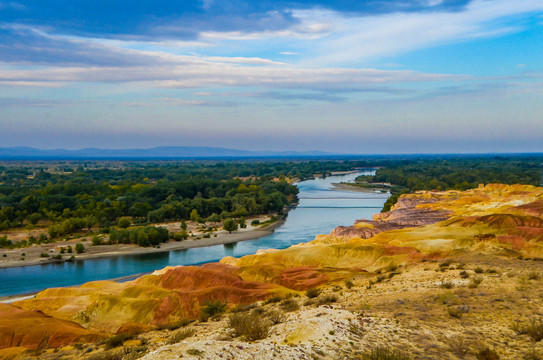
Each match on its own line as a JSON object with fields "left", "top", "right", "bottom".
{"left": 0, "top": 146, "right": 335, "bottom": 159}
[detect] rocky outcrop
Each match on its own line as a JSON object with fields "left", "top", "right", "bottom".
{"left": 4, "top": 183, "right": 543, "bottom": 355}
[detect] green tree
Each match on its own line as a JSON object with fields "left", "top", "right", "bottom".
{"left": 28, "top": 213, "right": 41, "bottom": 225}
{"left": 75, "top": 243, "right": 85, "bottom": 254}
{"left": 190, "top": 209, "right": 201, "bottom": 223}
{"left": 118, "top": 217, "right": 132, "bottom": 229}
{"left": 223, "top": 218, "right": 238, "bottom": 233}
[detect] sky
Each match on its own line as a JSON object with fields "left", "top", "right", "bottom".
{"left": 0, "top": 0, "right": 542, "bottom": 154}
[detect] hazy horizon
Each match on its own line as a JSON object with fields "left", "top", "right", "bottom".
{"left": 1, "top": 0, "right": 542, "bottom": 154}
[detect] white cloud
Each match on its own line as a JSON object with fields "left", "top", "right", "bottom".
{"left": 308, "top": 0, "right": 543, "bottom": 64}
{"left": 0, "top": 61, "right": 462, "bottom": 89}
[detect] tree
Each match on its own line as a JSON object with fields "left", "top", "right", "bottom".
{"left": 223, "top": 218, "right": 238, "bottom": 233}
{"left": 75, "top": 243, "right": 85, "bottom": 254}
{"left": 180, "top": 220, "right": 187, "bottom": 230}
{"left": 190, "top": 209, "right": 201, "bottom": 223}
{"left": 28, "top": 213, "right": 41, "bottom": 226}
{"left": 118, "top": 217, "right": 132, "bottom": 229}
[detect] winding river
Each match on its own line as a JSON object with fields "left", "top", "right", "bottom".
{"left": 0, "top": 171, "right": 388, "bottom": 297}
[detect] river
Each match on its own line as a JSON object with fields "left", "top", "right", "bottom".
{"left": 0, "top": 171, "right": 388, "bottom": 297}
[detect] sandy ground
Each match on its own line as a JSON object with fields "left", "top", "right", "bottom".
{"left": 0, "top": 215, "right": 283, "bottom": 270}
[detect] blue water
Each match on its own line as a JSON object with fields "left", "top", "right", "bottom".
{"left": 0, "top": 172, "right": 388, "bottom": 297}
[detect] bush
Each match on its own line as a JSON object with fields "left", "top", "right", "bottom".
{"left": 40, "top": 252, "right": 49, "bottom": 258}
{"left": 469, "top": 277, "right": 483, "bottom": 288}
{"left": 459, "top": 270, "right": 470, "bottom": 279}
{"left": 263, "top": 295, "right": 282, "bottom": 304}
{"left": 476, "top": 347, "right": 500, "bottom": 360}
{"left": 103, "top": 333, "right": 133, "bottom": 349}
{"left": 305, "top": 288, "right": 321, "bottom": 298}
{"left": 267, "top": 310, "right": 285, "bottom": 325}
{"left": 317, "top": 294, "right": 338, "bottom": 306}
{"left": 527, "top": 271, "right": 541, "bottom": 281}
{"left": 167, "top": 328, "right": 195, "bottom": 344}
{"left": 524, "top": 349, "right": 543, "bottom": 360}
{"left": 200, "top": 299, "right": 227, "bottom": 320}
{"left": 118, "top": 217, "right": 132, "bottom": 229}
{"left": 251, "top": 219, "right": 260, "bottom": 225}
{"left": 223, "top": 218, "right": 238, "bottom": 233}
{"left": 280, "top": 298, "right": 300, "bottom": 312}
{"left": 447, "top": 306, "right": 465, "bottom": 319}
{"left": 87, "top": 350, "right": 123, "bottom": 360}
{"left": 447, "top": 337, "right": 470, "bottom": 358}
{"left": 440, "top": 281, "right": 454, "bottom": 289}
{"left": 75, "top": 243, "right": 85, "bottom": 254}
{"left": 362, "top": 346, "right": 411, "bottom": 360}
{"left": 474, "top": 267, "right": 484, "bottom": 274}
{"left": 228, "top": 312, "right": 271, "bottom": 341}
{"left": 512, "top": 318, "right": 543, "bottom": 341}
{"left": 187, "top": 349, "right": 203, "bottom": 356}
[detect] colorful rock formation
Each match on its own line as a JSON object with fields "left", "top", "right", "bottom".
{"left": 3, "top": 184, "right": 543, "bottom": 357}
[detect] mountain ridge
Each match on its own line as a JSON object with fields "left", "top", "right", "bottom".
{"left": 0, "top": 146, "right": 334, "bottom": 159}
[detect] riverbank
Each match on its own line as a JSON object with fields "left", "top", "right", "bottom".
{"left": 0, "top": 221, "right": 286, "bottom": 303}
{"left": 0, "top": 219, "right": 284, "bottom": 270}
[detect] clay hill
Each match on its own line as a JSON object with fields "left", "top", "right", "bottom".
{"left": 2, "top": 184, "right": 543, "bottom": 360}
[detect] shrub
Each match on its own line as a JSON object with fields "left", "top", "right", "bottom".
{"left": 512, "top": 318, "right": 543, "bottom": 341}
{"left": 345, "top": 280, "right": 354, "bottom": 289}
{"left": 317, "top": 294, "right": 338, "bottom": 305}
{"left": 103, "top": 334, "right": 133, "bottom": 349}
{"left": 476, "top": 347, "right": 500, "bottom": 360}
{"left": 527, "top": 271, "right": 541, "bottom": 281}
{"left": 440, "top": 281, "right": 454, "bottom": 289}
{"left": 447, "top": 306, "right": 465, "bottom": 319}
{"left": 40, "top": 252, "right": 49, "bottom": 258}
{"left": 524, "top": 349, "right": 543, "bottom": 360}
{"left": 469, "top": 277, "right": 483, "bottom": 288}
{"left": 118, "top": 217, "right": 132, "bottom": 229}
{"left": 305, "top": 288, "right": 321, "bottom": 298}
{"left": 280, "top": 298, "right": 300, "bottom": 312}
{"left": 362, "top": 346, "right": 411, "bottom": 360}
{"left": 229, "top": 304, "right": 256, "bottom": 313}
{"left": 228, "top": 312, "right": 271, "bottom": 341}
{"left": 251, "top": 219, "right": 260, "bottom": 225}
{"left": 87, "top": 350, "right": 123, "bottom": 360}
{"left": 447, "top": 336, "right": 470, "bottom": 357}
{"left": 267, "top": 310, "right": 285, "bottom": 325}
{"left": 474, "top": 267, "right": 484, "bottom": 274}
{"left": 167, "top": 328, "right": 195, "bottom": 344}
{"left": 187, "top": 349, "right": 203, "bottom": 356}
{"left": 263, "top": 295, "right": 282, "bottom": 304}
{"left": 200, "top": 299, "right": 226, "bottom": 320}
{"left": 75, "top": 243, "right": 85, "bottom": 254}
{"left": 459, "top": 270, "right": 470, "bottom": 279}
{"left": 92, "top": 235, "right": 103, "bottom": 246}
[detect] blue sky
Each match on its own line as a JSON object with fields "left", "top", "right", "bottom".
{"left": 0, "top": 0, "right": 542, "bottom": 153}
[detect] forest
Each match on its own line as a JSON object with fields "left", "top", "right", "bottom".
{"left": 356, "top": 156, "right": 543, "bottom": 211}
{"left": 1, "top": 156, "right": 541, "bottom": 245}
{"left": 0, "top": 160, "right": 375, "bottom": 244}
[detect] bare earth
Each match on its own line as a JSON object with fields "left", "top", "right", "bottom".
{"left": 0, "top": 215, "right": 283, "bottom": 270}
